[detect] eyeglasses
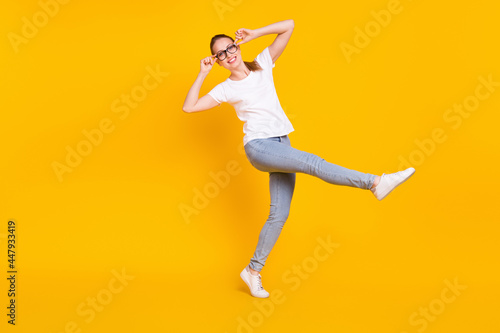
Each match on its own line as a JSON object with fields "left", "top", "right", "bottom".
{"left": 212, "top": 43, "right": 239, "bottom": 61}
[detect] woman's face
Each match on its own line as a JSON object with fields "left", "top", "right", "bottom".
{"left": 212, "top": 38, "right": 242, "bottom": 69}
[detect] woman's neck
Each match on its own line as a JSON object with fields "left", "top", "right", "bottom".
{"left": 229, "top": 65, "right": 250, "bottom": 81}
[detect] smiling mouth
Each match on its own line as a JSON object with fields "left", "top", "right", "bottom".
{"left": 228, "top": 56, "right": 237, "bottom": 63}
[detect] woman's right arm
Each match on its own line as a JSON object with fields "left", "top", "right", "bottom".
{"left": 182, "top": 56, "right": 220, "bottom": 113}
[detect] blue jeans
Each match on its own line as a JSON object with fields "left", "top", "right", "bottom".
{"left": 243, "top": 134, "right": 377, "bottom": 272}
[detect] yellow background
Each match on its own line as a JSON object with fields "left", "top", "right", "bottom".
{"left": 1, "top": 0, "right": 499, "bottom": 332}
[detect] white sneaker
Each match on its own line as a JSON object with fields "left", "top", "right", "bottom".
{"left": 370, "top": 167, "right": 416, "bottom": 201}
{"left": 240, "top": 265, "right": 270, "bottom": 298}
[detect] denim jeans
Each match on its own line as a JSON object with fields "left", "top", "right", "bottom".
{"left": 243, "top": 134, "right": 377, "bottom": 272}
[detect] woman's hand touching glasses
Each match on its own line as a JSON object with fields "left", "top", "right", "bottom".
{"left": 235, "top": 28, "right": 255, "bottom": 45}
{"left": 202, "top": 28, "right": 254, "bottom": 73}
{"left": 200, "top": 56, "right": 215, "bottom": 74}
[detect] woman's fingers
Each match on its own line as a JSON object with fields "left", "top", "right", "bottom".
{"left": 202, "top": 56, "right": 213, "bottom": 66}
{"left": 235, "top": 28, "right": 250, "bottom": 44}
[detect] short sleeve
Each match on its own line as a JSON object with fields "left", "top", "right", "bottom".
{"left": 255, "top": 46, "right": 275, "bottom": 70}
{"left": 207, "top": 82, "right": 227, "bottom": 104}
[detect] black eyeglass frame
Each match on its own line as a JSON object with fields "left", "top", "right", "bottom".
{"left": 211, "top": 43, "right": 239, "bottom": 61}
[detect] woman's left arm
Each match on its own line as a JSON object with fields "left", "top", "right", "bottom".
{"left": 235, "top": 19, "right": 294, "bottom": 64}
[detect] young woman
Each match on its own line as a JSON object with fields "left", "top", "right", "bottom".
{"left": 183, "top": 19, "right": 415, "bottom": 298}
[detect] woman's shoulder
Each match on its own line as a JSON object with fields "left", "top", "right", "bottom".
{"left": 254, "top": 46, "right": 274, "bottom": 70}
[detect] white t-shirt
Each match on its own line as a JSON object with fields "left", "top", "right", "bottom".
{"left": 207, "top": 46, "right": 294, "bottom": 146}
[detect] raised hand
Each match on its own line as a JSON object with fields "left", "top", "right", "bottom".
{"left": 200, "top": 56, "right": 216, "bottom": 74}
{"left": 235, "top": 28, "right": 255, "bottom": 45}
